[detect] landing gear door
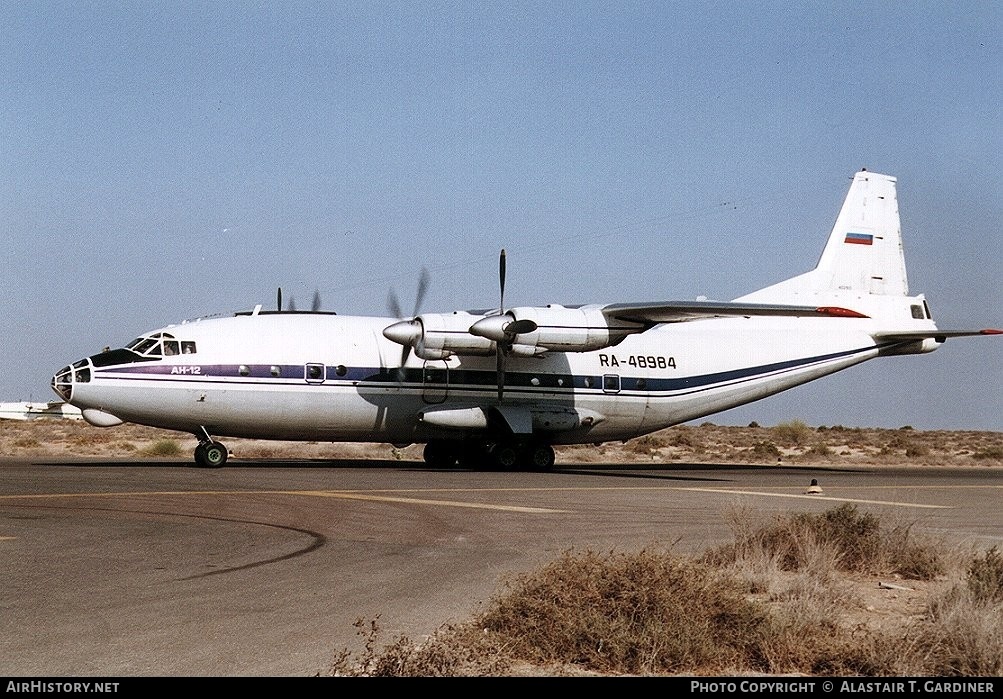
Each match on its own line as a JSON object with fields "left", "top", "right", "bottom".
{"left": 422, "top": 361, "right": 448, "bottom": 404}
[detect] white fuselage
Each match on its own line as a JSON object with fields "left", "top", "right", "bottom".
{"left": 60, "top": 310, "right": 892, "bottom": 445}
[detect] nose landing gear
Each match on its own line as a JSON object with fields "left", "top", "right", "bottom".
{"left": 194, "top": 427, "right": 228, "bottom": 468}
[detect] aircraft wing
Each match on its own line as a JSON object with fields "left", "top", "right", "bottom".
{"left": 601, "top": 300, "right": 868, "bottom": 326}
{"left": 0, "top": 401, "right": 83, "bottom": 421}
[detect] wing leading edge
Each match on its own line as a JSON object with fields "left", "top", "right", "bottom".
{"left": 601, "top": 300, "right": 869, "bottom": 326}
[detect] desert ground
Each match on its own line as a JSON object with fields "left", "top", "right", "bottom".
{"left": 2, "top": 416, "right": 1000, "bottom": 468}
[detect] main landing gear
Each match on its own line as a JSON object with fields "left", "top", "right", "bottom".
{"left": 194, "top": 426, "right": 228, "bottom": 468}
{"left": 422, "top": 438, "right": 556, "bottom": 471}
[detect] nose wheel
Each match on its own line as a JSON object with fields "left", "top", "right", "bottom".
{"left": 195, "top": 441, "right": 228, "bottom": 468}
{"left": 194, "top": 427, "right": 228, "bottom": 468}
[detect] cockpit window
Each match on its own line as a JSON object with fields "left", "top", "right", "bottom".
{"left": 132, "top": 338, "right": 160, "bottom": 355}
{"left": 124, "top": 332, "right": 195, "bottom": 357}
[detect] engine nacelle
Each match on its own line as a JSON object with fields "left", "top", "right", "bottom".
{"left": 503, "top": 304, "right": 645, "bottom": 353}
{"left": 413, "top": 311, "right": 495, "bottom": 358}
{"left": 386, "top": 305, "right": 647, "bottom": 358}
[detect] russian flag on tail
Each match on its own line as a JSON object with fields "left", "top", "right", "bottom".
{"left": 844, "top": 232, "right": 873, "bottom": 245}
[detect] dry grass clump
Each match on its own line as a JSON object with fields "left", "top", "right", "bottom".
{"left": 898, "top": 547, "right": 1003, "bottom": 676}
{"left": 705, "top": 503, "right": 944, "bottom": 581}
{"left": 771, "top": 420, "right": 815, "bottom": 446}
{"left": 11, "top": 435, "right": 41, "bottom": 449}
{"left": 140, "top": 439, "right": 182, "bottom": 456}
{"left": 324, "top": 505, "right": 1001, "bottom": 677}
{"left": 965, "top": 546, "right": 1003, "bottom": 604}
{"left": 476, "top": 549, "right": 769, "bottom": 675}
{"left": 328, "top": 550, "right": 773, "bottom": 677}
{"left": 972, "top": 446, "right": 1003, "bottom": 461}
{"left": 326, "top": 617, "right": 515, "bottom": 677}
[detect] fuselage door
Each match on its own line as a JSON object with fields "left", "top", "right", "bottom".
{"left": 422, "top": 360, "right": 448, "bottom": 404}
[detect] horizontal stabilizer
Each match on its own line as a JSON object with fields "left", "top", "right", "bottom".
{"left": 874, "top": 328, "right": 1003, "bottom": 342}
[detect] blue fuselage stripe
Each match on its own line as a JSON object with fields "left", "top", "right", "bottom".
{"left": 89, "top": 344, "right": 875, "bottom": 397}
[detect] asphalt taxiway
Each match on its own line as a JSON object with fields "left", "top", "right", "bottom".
{"left": 2, "top": 457, "right": 1000, "bottom": 676}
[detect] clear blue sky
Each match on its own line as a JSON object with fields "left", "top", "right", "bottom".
{"left": 2, "top": 2, "right": 1000, "bottom": 430}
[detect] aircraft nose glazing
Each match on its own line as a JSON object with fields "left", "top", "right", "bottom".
{"left": 51, "top": 366, "right": 73, "bottom": 401}
{"left": 51, "top": 359, "right": 91, "bottom": 402}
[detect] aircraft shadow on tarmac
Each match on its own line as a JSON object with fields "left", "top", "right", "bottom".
{"left": 43, "top": 457, "right": 868, "bottom": 484}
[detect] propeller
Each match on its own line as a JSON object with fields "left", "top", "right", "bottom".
{"left": 481, "top": 249, "right": 536, "bottom": 403}
{"left": 383, "top": 268, "right": 430, "bottom": 380}
{"left": 275, "top": 287, "right": 322, "bottom": 312}
{"left": 496, "top": 250, "right": 508, "bottom": 402}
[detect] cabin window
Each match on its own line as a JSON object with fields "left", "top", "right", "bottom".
{"left": 335, "top": 365, "right": 347, "bottom": 377}
{"left": 239, "top": 365, "right": 250, "bottom": 377}
{"left": 270, "top": 365, "right": 281, "bottom": 377}
{"left": 910, "top": 304, "right": 924, "bottom": 320}
{"left": 603, "top": 374, "right": 621, "bottom": 393}
{"left": 636, "top": 378, "right": 646, "bottom": 390}
{"left": 305, "top": 363, "right": 325, "bottom": 383}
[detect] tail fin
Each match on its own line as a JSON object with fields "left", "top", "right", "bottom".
{"left": 734, "top": 170, "right": 1001, "bottom": 353}
{"left": 815, "top": 170, "right": 908, "bottom": 296}
{"left": 736, "top": 169, "right": 909, "bottom": 304}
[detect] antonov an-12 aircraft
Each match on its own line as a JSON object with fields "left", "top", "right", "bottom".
{"left": 52, "top": 170, "right": 999, "bottom": 469}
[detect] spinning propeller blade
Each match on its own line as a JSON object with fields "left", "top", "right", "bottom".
{"left": 496, "top": 249, "right": 508, "bottom": 403}
{"left": 275, "top": 287, "right": 321, "bottom": 313}
{"left": 478, "top": 249, "right": 537, "bottom": 402}
{"left": 384, "top": 268, "right": 430, "bottom": 381}
{"left": 499, "top": 249, "right": 507, "bottom": 314}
